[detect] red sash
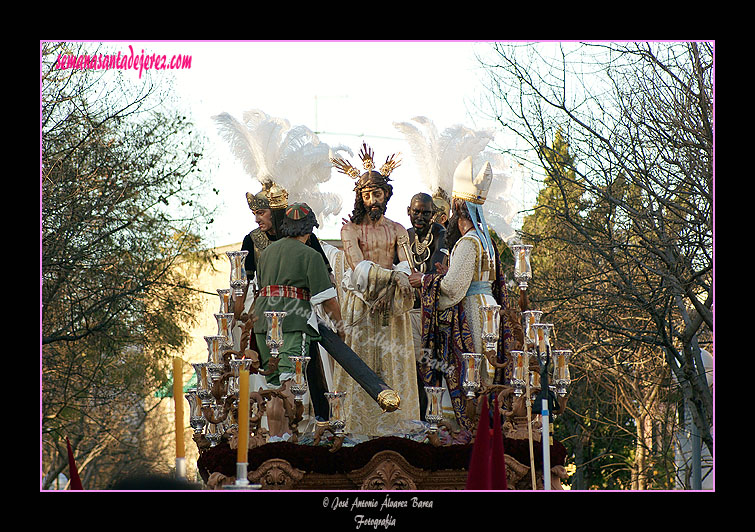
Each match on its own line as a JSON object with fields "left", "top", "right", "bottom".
{"left": 258, "top": 284, "right": 311, "bottom": 301}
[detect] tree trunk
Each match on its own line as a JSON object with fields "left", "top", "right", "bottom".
{"left": 632, "top": 413, "right": 652, "bottom": 490}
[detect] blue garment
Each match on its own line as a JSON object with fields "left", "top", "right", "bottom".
{"left": 465, "top": 280, "right": 493, "bottom": 297}
{"left": 464, "top": 200, "right": 495, "bottom": 267}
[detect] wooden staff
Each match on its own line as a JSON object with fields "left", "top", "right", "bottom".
{"left": 525, "top": 370, "right": 537, "bottom": 490}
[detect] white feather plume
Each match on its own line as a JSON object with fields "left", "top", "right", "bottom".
{"left": 393, "top": 116, "right": 442, "bottom": 193}
{"left": 477, "top": 150, "right": 525, "bottom": 241}
{"left": 394, "top": 116, "right": 522, "bottom": 241}
{"left": 393, "top": 116, "right": 495, "bottom": 201}
{"left": 213, "top": 109, "right": 343, "bottom": 224}
{"left": 213, "top": 110, "right": 275, "bottom": 184}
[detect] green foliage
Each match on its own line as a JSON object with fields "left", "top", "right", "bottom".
{"left": 488, "top": 228, "right": 514, "bottom": 278}
{"left": 482, "top": 42, "right": 713, "bottom": 489}
{"left": 41, "top": 42, "right": 214, "bottom": 488}
{"left": 520, "top": 132, "right": 675, "bottom": 490}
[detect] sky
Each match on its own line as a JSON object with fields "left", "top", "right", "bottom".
{"left": 109, "top": 40, "right": 535, "bottom": 246}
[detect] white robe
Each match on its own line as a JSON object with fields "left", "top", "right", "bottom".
{"left": 333, "top": 259, "right": 420, "bottom": 436}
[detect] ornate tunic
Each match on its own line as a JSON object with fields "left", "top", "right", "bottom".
{"left": 419, "top": 231, "right": 514, "bottom": 432}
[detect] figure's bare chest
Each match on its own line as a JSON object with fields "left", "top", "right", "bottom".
{"left": 357, "top": 223, "right": 397, "bottom": 265}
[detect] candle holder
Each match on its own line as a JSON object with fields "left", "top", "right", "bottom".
{"left": 217, "top": 288, "right": 233, "bottom": 314}
{"left": 531, "top": 325, "right": 561, "bottom": 416}
{"left": 226, "top": 250, "right": 249, "bottom": 297}
{"left": 424, "top": 386, "right": 446, "bottom": 447}
{"left": 204, "top": 335, "right": 228, "bottom": 383}
{"left": 552, "top": 349, "right": 572, "bottom": 397}
{"left": 324, "top": 391, "right": 347, "bottom": 436}
{"left": 531, "top": 323, "right": 553, "bottom": 365}
{"left": 424, "top": 386, "right": 445, "bottom": 430}
{"left": 192, "top": 361, "right": 208, "bottom": 389}
{"left": 511, "top": 350, "right": 529, "bottom": 397}
{"left": 288, "top": 355, "right": 310, "bottom": 402}
{"left": 205, "top": 422, "right": 222, "bottom": 447}
{"left": 185, "top": 390, "right": 207, "bottom": 434}
{"left": 530, "top": 369, "right": 541, "bottom": 394}
{"left": 229, "top": 357, "right": 253, "bottom": 396}
{"left": 313, "top": 391, "right": 348, "bottom": 452}
{"left": 228, "top": 360, "right": 242, "bottom": 396}
{"left": 480, "top": 304, "right": 501, "bottom": 353}
{"left": 461, "top": 353, "right": 484, "bottom": 398}
{"left": 522, "top": 310, "right": 543, "bottom": 348}
{"left": 265, "top": 311, "right": 287, "bottom": 357}
{"left": 191, "top": 362, "right": 214, "bottom": 406}
{"left": 215, "top": 313, "right": 235, "bottom": 348}
{"left": 512, "top": 244, "right": 533, "bottom": 290}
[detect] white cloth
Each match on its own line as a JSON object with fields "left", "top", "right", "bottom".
{"left": 308, "top": 286, "right": 337, "bottom": 330}
{"left": 315, "top": 243, "right": 348, "bottom": 392}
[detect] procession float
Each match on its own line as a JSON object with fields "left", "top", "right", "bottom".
{"left": 170, "top": 112, "right": 573, "bottom": 491}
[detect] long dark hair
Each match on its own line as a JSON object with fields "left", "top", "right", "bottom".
{"left": 444, "top": 198, "right": 471, "bottom": 250}
{"left": 269, "top": 207, "right": 285, "bottom": 237}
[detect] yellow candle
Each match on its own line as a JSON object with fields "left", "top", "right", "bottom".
{"left": 519, "top": 249, "right": 526, "bottom": 273}
{"left": 527, "top": 316, "right": 535, "bottom": 343}
{"left": 295, "top": 358, "right": 303, "bottom": 384}
{"left": 556, "top": 354, "right": 566, "bottom": 379}
{"left": 237, "top": 368, "right": 250, "bottom": 464}
{"left": 516, "top": 352, "right": 527, "bottom": 381}
{"left": 538, "top": 328, "right": 545, "bottom": 353}
{"left": 172, "top": 357, "right": 185, "bottom": 459}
